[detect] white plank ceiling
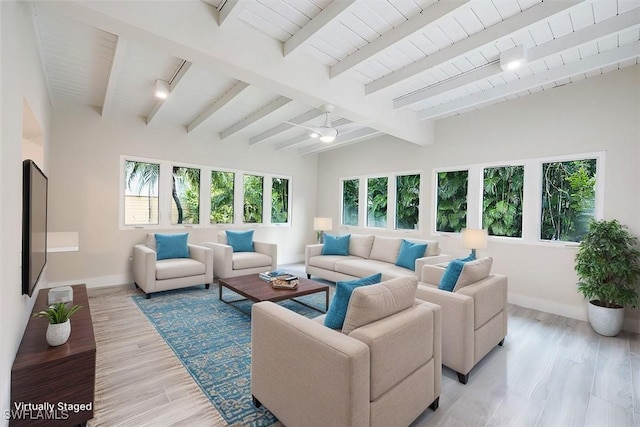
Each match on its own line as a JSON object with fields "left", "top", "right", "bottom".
{"left": 30, "top": 0, "right": 640, "bottom": 154}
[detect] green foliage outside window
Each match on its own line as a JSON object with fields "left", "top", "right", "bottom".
{"left": 367, "top": 177, "right": 387, "bottom": 228}
{"left": 172, "top": 167, "right": 200, "bottom": 224}
{"left": 243, "top": 174, "right": 263, "bottom": 223}
{"left": 211, "top": 171, "right": 234, "bottom": 224}
{"left": 541, "top": 159, "right": 596, "bottom": 242}
{"left": 396, "top": 174, "right": 420, "bottom": 230}
{"left": 483, "top": 166, "right": 524, "bottom": 237}
{"left": 436, "top": 170, "right": 468, "bottom": 232}
{"left": 342, "top": 179, "right": 359, "bottom": 226}
{"left": 271, "top": 178, "right": 289, "bottom": 223}
{"left": 124, "top": 160, "right": 159, "bottom": 225}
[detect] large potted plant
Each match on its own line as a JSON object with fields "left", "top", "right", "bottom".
{"left": 33, "top": 302, "right": 82, "bottom": 346}
{"left": 575, "top": 219, "right": 640, "bottom": 336}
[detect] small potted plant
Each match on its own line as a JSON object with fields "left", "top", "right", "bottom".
{"left": 575, "top": 219, "right": 640, "bottom": 336}
{"left": 33, "top": 302, "right": 82, "bottom": 346}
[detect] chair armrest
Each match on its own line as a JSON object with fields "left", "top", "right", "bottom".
{"left": 200, "top": 242, "right": 232, "bottom": 279}
{"left": 415, "top": 285, "right": 474, "bottom": 375}
{"left": 133, "top": 244, "right": 156, "bottom": 292}
{"left": 305, "top": 244, "right": 323, "bottom": 261}
{"left": 420, "top": 264, "right": 447, "bottom": 285}
{"left": 188, "top": 244, "right": 213, "bottom": 284}
{"left": 253, "top": 241, "right": 277, "bottom": 270}
{"left": 456, "top": 275, "right": 508, "bottom": 333}
{"left": 415, "top": 254, "right": 452, "bottom": 281}
{"left": 251, "top": 302, "right": 370, "bottom": 427}
{"left": 349, "top": 303, "right": 442, "bottom": 402}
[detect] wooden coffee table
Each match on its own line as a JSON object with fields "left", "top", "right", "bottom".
{"left": 218, "top": 274, "right": 330, "bottom": 315}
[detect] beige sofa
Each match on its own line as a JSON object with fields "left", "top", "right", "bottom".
{"left": 201, "top": 231, "right": 277, "bottom": 279}
{"left": 305, "top": 234, "right": 450, "bottom": 282}
{"left": 133, "top": 234, "right": 213, "bottom": 298}
{"left": 251, "top": 277, "right": 441, "bottom": 427}
{"left": 416, "top": 258, "right": 507, "bottom": 384}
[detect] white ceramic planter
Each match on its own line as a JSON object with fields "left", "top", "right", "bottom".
{"left": 587, "top": 300, "right": 624, "bottom": 337}
{"left": 46, "top": 320, "right": 71, "bottom": 346}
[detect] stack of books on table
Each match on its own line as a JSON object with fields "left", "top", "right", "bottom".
{"left": 259, "top": 270, "right": 299, "bottom": 289}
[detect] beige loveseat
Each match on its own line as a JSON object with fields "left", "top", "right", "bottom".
{"left": 251, "top": 276, "right": 441, "bottom": 427}
{"left": 201, "top": 231, "right": 277, "bottom": 279}
{"left": 416, "top": 258, "right": 507, "bottom": 384}
{"left": 305, "top": 234, "right": 450, "bottom": 282}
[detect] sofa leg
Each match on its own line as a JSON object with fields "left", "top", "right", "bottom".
{"left": 252, "top": 395, "right": 262, "bottom": 408}
{"left": 307, "top": 274, "right": 311, "bottom": 279}
{"left": 205, "top": 284, "right": 210, "bottom": 290}
{"left": 145, "top": 293, "right": 151, "bottom": 300}
{"left": 456, "top": 372, "right": 469, "bottom": 385}
{"left": 498, "top": 338, "right": 505, "bottom": 346}
{"left": 429, "top": 397, "right": 439, "bottom": 411}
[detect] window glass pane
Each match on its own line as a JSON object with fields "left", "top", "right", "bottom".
{"left": 541, "top": 159, "right": 596, "bottom": 242}
{"left": 243, "top": 174, "right": 263, "bottom": 223}
{"left": 342, "top": 179, "right": 359, "bottom": 226}
{"left": 482, "top": 166, "right": 524, "bottom": 237}
{"left": 367, "top": 177, "right": 387, "bottom": 228}
{"left": 124, "top": 160, "right": 159, "bottom": 225}
{"left": 396, "top": 174, "right": 420, "bottom": 230}
{"left": 271, "top": 178, "right": 289, "bottom": 223}
{"left": 436, "top": 170, "right": 468, "bottom": 232}
{"left": 211, "top": 171, "right": 234, "bottom": 224}
{"left": 171, "top": 167, "right": 200, "bottom": 225}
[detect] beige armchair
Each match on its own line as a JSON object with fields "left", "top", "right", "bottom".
{"left": 416, "top": 258, "right": 507, "bottom": 384}
{"left": 201, "top": 231, "right": 276, "bottom": 279}
{"left": 251, "top": 277, "right": 441, "bottom": 427}
{"left": 133, "top": 234, "right": 213, "bottom": 299}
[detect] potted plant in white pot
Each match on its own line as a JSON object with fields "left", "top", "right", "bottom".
{"left": 33, "top": 302, "right": 82, "bottom": 346}
{"left": 575, "top": 219, "right": 640, "bottom": 336}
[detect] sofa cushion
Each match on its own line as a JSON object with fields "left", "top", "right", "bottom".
{"left": 438, "top": 255, "right": 475, "bottom": 292}
{"left": 155, "top": 233, "right": 189, "bottom": 260}
{"left": 421, "top": 239, "right": 440, "bottom": 256}
{"left": 324, "top": 273, "right": 382, "bottom": 329}
{"left": 232, "top": 252, "right": 272, "bottom": 270}
{"left": 309, "top": 255, "right": 361, "bottom": 271}
{"left": 156, "top": 258, "right": 204, "bottom": 280}
{"left": 395, "top": 239, "right": 427, "bottom": 271}
{"left": 369, "top": 236, "right": 402, "bottom": 264}
{"left": 335, "top": 259, "right": 392, "bottom": 278}
{"left": 342, "top": 277, "right": 418, "bottom": 335}
{"left": 348, "top": 234, "right": 375, "bottom": 259}
{"left": 454, "top": 257, "right": 493, "bottom": 292}
{"left": 322, "top": 234, "right": 350, "bottom": 256}
{"left": 226, "top": 230, "right": 255, "bottom": 252}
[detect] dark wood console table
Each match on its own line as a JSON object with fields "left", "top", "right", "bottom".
{"left": 10, "top": 284, "right": 96, "bottom": 426}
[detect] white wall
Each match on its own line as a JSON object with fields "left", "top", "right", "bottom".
{"left": 316, "top": 66, "right": 640, "bottom": 332}
{"left": 0, "top": 2, "right": 52, "bottom": 424}
{"left": 46, "top": 102, "right": 318, "bottom": 287}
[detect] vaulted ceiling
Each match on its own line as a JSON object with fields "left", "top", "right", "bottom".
{"left": 31, "top": 0, "right": 640, "bottom": 154}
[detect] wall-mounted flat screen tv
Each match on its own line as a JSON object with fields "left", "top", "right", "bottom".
{"left": 22, "top": 159, "right": 48, "bottom": 296}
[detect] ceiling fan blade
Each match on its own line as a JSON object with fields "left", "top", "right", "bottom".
{"left": 284, "top": 121, "right": 322, "bottom": 133}
{"left": 334, "top": 121, "right": 371, "bottom": 135}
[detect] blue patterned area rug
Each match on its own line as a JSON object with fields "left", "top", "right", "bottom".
{"left": 131, "top": 285, "right": 327, "bottom": 426}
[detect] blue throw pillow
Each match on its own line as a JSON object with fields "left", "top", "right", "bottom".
{"left": 226, "top": 230, "right": 255, "bottom": 252}
{"left": 324, "top": 273, "right": 382, "bottom": 330}
{"left": 395, "top": 239, "right": 428, "bottom": 271}
{"left": 321, "top": 234, "right": 350, "bottom": 256}
{"left": 155, "top": 233, "right": 189, "bottom": 260}
{"left": 438, "top": 255, "right": 475, "bottom": 292}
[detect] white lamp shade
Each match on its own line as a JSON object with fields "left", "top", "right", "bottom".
{"left": 313, "top": 217, "right": 333, "bottom": 231}
{"left": 462, "top": 228, "right": 488, "bottom": 250}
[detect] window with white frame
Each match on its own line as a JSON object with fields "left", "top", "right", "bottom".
{"left": 120, "top": 156, "right": 291, "bottom": 229}
{"left": 340, "top": 172, "right": 422, "bottom": 231}
{"left": 433, "top": 152, "right": 603, "bottom": 244}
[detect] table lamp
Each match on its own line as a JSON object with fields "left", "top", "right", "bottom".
{"left": 461, "top": 228, "right": 488, "bottom": 259}
{"left": 313, "top": 217, "right": 333, "bottom": 243}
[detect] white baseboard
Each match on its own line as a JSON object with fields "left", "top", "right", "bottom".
{"left": 279, "top": 253, "right": 305, "bottom": 265}
{"left": 509, "top": 292, "right": 640, "bottom": 334}
{"left": 47, "top": 273, "right": 132, "bottom": 289}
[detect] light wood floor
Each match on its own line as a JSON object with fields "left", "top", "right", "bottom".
{"left": 86, "top": 279, "right": 639, "bottom": 427}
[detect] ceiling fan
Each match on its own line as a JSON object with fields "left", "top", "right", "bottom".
{"left": 285, "top": 104, "right": 366, "bottom": 143}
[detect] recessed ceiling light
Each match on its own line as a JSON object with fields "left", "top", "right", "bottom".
{"left": 154, "top": 79, "right": 170, "bottom": 99}
{"left": 500, "top": 45, "right": 527, "bottom": 72}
